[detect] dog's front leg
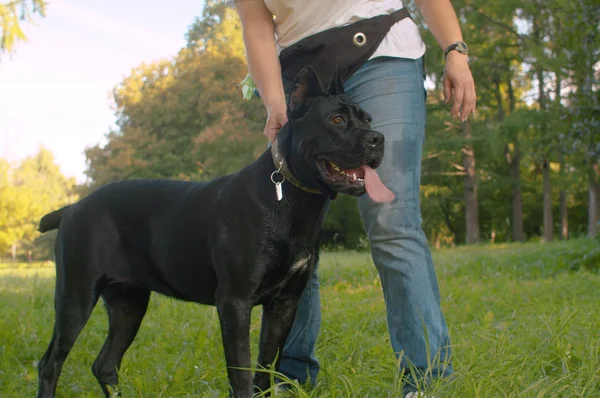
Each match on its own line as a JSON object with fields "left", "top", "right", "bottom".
{"left": 254, "top": 297, "right": 300, "bottom": 394}
{"left": 216, "top": 298, "right": 253, "bottom": 398}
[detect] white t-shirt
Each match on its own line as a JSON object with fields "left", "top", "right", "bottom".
{"left": 262, "top": 0, "right": 426, "bottom": 60}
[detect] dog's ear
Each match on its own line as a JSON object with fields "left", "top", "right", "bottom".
{"left": 326, "top": 66, "right": 344, "bottom": 96}
{"left": 289, "top": 66, "right": 325, "bottom": 112}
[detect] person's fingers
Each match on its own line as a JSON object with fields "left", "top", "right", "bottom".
{"left": 443, "top": 75, "right": 452, "bottom": 104}
{"left": 264, "top": 126, "right": 276, "bottom": 141}
{"left": 264, "top": 111, "right": 288, "bottom": 142}
{"left": 264, "top": 122, "right": 280, "bottom": 142}
{"left": 461, "top": 83, "right": 477, "bottom": 122}
{"left": 264, "top": 122, "right": 272, "bottom": 140}
{"left": 451, "top": 84, "right": 464, "bottom": 118}
{"left": 278, "top": 114, "right": 288, "bottom": 127}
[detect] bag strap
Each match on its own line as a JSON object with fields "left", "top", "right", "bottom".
{"left": 390, "top": 8, "right": 411, "bottom": 23}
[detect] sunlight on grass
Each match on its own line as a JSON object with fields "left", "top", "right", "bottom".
{"left": 1, "top": 238, "right": 599, "bottom": 397}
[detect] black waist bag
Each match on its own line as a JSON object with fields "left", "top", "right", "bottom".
{"left": 279, "top": 8, "right": 411, "bottom": 85}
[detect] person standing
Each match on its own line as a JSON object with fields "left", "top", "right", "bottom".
{"left": 234, "top": 1, "right": 476, "bottom": 396}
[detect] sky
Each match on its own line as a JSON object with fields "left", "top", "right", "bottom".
{"left": 0, "top": 0, "right": 204, "bottom": 183}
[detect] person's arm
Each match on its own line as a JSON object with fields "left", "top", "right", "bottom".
{"left": 415, "top": 0, "right": 476, "bottom": 122}
{"left": 235, "top": 0, "right": 288, "bottom": 140}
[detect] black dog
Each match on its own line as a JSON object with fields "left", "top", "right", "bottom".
{"left": 36, "top": 66, "right": 393, "bottom": 398}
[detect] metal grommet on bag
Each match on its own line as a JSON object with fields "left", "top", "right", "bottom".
{"left": 353, "top": 32, "right": 367, "bottom": 47}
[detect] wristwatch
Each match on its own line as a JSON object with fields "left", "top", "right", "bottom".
{"left": 444, "top": 41, "right": 469, "bottom": 59}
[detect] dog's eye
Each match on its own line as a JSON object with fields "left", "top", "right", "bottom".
{"left": 332, "top": 116, "right": 345, "bottom": 124}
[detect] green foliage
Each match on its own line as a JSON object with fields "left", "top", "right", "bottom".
{"left": 0, "top": 0, "right": 46, "bottom": 58}
{"left": 416, "top": 0, "right": 599, "bottom": 244}
{"left": 239, "top": 73, "right": 256, "bottom": 101}
{"left": 79, "top": 1, "right": 599, "bottom": 248}
{"left": 84, "top": 4, "right": 266, "bottom": 187}
{"left": 323, "top": 196, "right": 366, "bottom": 250}
{"left": 0, "top": 148, "right": 77, "bottom": 260}
{"left": 2, "top": 240, "right": 599, "bottom": 396}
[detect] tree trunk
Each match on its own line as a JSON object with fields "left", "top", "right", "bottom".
{"left": 11, "top": 241, "right": 17, "bottom": 262}
{"left": 533, "top": 14, "right": 553, "bottom": 243}
{"left": 542, "top": 160, "right": 554, "bottom": 242}
{"left": 559, "top": 153, "right": 568, "bottom": 240}
{"left": 560, "top": 191, "right": 568, "bottom": 240}
{"left": 462, "top": 121, "right": 480, "bottom": 244}
{"left": 505, "top": 79, "right": 524, "bottom": 242}
{"left": 537, "top": 64, "right": 551, "bottom": 244}
{"left": 556, "top": 68, "right": 567, "bottom": 240}
{"left": 536, "top": 70, "right": 547, "bottom": 109}
{"left": 507, "top": 143, "right": 524, "bottom": 242}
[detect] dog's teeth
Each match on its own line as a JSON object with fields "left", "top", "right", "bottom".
{"left": 352, "top": 174, "right": 357, "bottom": 181}
{"left": 328, "top": 161, "right": 349, "bottom": 176}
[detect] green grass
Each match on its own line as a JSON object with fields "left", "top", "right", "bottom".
{"left": 1, "top": 239, "right": 599, "bottom": 397}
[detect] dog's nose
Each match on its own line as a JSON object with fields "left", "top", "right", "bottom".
{"left": 363, "top": 131, "right": 385, "bottom": 147}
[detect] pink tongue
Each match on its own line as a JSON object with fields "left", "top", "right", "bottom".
{"left": 361, "top": 165, "right": 395, "bottom": 203}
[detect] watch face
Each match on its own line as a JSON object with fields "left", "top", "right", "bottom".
{"left": 445, "top": 42, "right": 470, "bottom": 58}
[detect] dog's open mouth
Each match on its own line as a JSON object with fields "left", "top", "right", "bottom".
{"left": 325, "top": 160, "right": 367, "bottom": 184}
{"left": 317, "top": 158, "right": 395, "bottom": 203}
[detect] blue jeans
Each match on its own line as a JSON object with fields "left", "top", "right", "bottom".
{"left": 278, "top": 56, "right": 453, "bottom": 391}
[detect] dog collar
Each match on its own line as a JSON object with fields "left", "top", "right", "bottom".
{"left": 270, "top": 139, "right": 323, "bottom": 196}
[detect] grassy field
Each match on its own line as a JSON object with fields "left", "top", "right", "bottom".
{"left": 1, "top": 239, "right": 599, "bottom": 397}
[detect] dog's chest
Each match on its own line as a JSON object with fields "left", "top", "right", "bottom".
{"left": 255, "top": 245, "right": 314, "bottom": 304}
{"left": 272, "top": 244, "right": 313, "bottom": 279}
{"left": 288, "top": 254, "right": 311, "bottom": 273}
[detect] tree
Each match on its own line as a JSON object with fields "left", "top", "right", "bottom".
{"left": 564, "top": 0, "right": 600, "bottom": 237}
{"left": 461, "top": 121, "right": 481, "bottom": 243}
{"left": 0, "top": 147, "right": 77, "bottom": 260}
{"left": 0, "top": 0, "right": 46, "bottom": 58}
{"left": 84, "top": 4, "right": 266, "bottom": 187}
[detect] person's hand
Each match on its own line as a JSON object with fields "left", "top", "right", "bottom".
{"left": 264, "top": 107, "right": 288, "bottom": 142}
{"left": 442, "top": 51, "right": 476, "bottom": 122}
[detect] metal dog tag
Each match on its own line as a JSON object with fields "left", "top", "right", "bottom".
{"left": 275, "top": 182, "right": 283, "bottom": 201}
{"left": 271, "top": 169, "right": 285, "bottom": 202}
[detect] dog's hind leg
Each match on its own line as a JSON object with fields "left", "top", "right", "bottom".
{"left": 253, "top": 298, "right": 300, "bottom": 394}
{"left": 37, "top": 272, "right": 103, "bottom": 398}
{"left": 92, "top": 283, "right": 150, "bottom": 397}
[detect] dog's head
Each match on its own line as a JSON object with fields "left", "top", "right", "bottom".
{"left": 280, "top": 66, "right": 393, "bottom": 202}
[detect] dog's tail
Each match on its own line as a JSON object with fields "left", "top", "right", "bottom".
{"left": 38, "top": 205, "right": 72, "bottom": 233}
